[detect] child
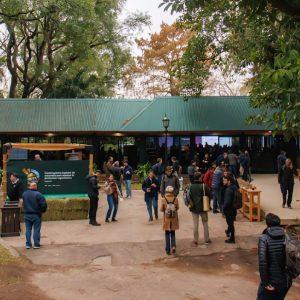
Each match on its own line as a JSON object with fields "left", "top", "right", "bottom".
{"left": 160, "top": 186, "right": 179, "bottom": 255}
{"left": 142, "top": 170, "right": 159, "bottom": 221}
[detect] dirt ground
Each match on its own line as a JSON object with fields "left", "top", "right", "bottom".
{"left": 1, "top": 187, "right": 300, "bottom": 300}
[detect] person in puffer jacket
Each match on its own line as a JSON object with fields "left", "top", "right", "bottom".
{"left": 257, "top": 213, "right": 293, "bottom": 300}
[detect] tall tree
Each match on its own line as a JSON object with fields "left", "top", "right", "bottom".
{"left": 161, "top": 0, "right": 300, "bottom": 135}
{"left": 127, "top": 23, "right": 210, "bottom": 97}
{"left": 0, "top": 0, "right": 149, "bottom": 98}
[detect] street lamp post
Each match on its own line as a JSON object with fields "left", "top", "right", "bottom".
{"left": 162, "top": 115, "right": 170, "bottom": 167}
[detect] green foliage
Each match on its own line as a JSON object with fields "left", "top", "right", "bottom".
{"left": 161, "top": 0, "right": 300, "bottom": 135}
{"left": 134, "top": 162, "right": 151, "bottom": 183}
{"left": 0, "top": 0, "right": 149, "bottom": 98}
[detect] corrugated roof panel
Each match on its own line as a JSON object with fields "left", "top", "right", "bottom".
{"left": 0, "top": 98, "right": 150, "bottom": 133}
{"left": 122, "top": 96, "right": 266, "bottom": 132}
{"left": 0, "top": 97, "right": 268, "bottom": 133}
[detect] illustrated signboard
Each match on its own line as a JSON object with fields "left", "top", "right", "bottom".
{"left": 7, "top": 160, "right": 89, "bottom": 195}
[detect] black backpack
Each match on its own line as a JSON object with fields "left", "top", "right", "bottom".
{"left": 233, "top": 189, "right": 243, "bottom": 209}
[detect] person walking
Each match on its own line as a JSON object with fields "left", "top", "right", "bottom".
{"left": 160, "top": 166, "right": 180, "bottom": 197}
{"left": 189, "top": 172, "right": 211, "bottom": 246}
{"left": 160, "top": 186, "right": 179, "bottom": 255}
{"left": 257, "top": 213, "right": 294, "bottom": 300}
{"left": 211, "top": 165, "right": 223, "bottom": 213}
{"left": 277, "top": 150, "right": 287, "bottom": 173}
{"left": 86, "top": 170, "right": 101, "bottom": 226}
{"left": 142, "top": 170, "right": 159, "bottom": 221}
{"left": 239, "top": 150, "right": 250, "bottom": 181}
{"left": 123, "top": 160, "right": 133, "bottom": 198}
{"left": 104, "top": 174, "right": 121, "bottom": 222}
{"left": 7, "top": 173, "right": 24, "bottom": 203}
{"left": 278, "top": 158, "right": 299, "bottom": 208}
{"left": 187, "top": 160, "right": 198, "bottom": 184}
{"left": 222, "top": 175, "right": 238, "bottom": 243}
{"left": 21, "top": 182, "right": 47, "bottom": 249}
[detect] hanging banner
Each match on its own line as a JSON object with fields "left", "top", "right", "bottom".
{"left": 7, "top": 160, "right": 89, "bottom": 195}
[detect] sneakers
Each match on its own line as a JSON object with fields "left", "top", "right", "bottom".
{"left": 90, "top": 221, "right": 101, "bottom": 226}
{"left": 191, "top": 241, "right": 198, "bottom": 247}
{"left": 205, "top": 239, "right": 212, "bottom": 245}
{"left": 225, "top": 239, "right": 235, "bottom": 244}
{"left": 112, "top": 218, "right": 118, "bottom": 222}
{"left": 33, "top": 245, "right": 40, "bottom": 249}
{"left": 105, "top": 219, "right": 110, "bottom": 223}
{"left": 26, "top": 245, "right": 31, "bottom": 250}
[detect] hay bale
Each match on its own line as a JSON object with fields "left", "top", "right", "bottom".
{"left": 21, "top": 198, "right": 90, "bottom": 222}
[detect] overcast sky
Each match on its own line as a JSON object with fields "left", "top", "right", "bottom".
{"left": 123, "top": 0, "right": 178, "bottom": 36}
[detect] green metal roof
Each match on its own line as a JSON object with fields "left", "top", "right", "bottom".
{"left": 0, "top": 96, "right": 268, "bottom": 134}
{"left": 121, "top": 96, "right": 266, "bottom": 132}
{"left": 0, "top": 98, "right": 150, "bottom": 133}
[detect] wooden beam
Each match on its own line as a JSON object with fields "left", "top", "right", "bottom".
{"left": 89, "top": 153, "right": 94, "bottom": 175}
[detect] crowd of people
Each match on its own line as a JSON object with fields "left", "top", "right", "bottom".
{"left": 6, "top": 148, "right": 299, "bottom": 300}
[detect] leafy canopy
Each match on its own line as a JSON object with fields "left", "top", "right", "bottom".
{"left": 0, "top": 0, "right": 149, "bottom": 98}
{"left": 160, "top": 0, "right": 300, "bottom": 135}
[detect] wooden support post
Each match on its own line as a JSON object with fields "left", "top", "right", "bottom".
{"left": 89, "top": 153, "right": 94, "bottom": 175}
{"left": 1, "top": 153, "right": 8, "bottom": 205}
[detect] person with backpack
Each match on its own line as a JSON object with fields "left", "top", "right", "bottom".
{"left": 142, "top": 170, "right": 160, "bottom": 221}
{"left": 278, "top": 158, "right": 299, "bottom": 209}
{"left": 222, "top": 175, "right": 238, "bottom": 244}
{"left": 21, "top": 182, "right": 47, "bottom": 249}
{"left": 160, "top": 186, "right": 179, "bottom": 255}
{"left": 160, "top": 166, "right": 180, "bottom": 197}
{"left": 189, "top": 172, "right": 211, "bottom": 247}
{"left": 257, "top": 213, "right": 294, "bottom": 300}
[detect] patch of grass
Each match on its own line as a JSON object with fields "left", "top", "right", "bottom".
{"left": 0, "top": 245, "right": 15, "bottom": 265}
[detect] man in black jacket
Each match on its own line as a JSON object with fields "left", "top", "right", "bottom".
{"left": 257, "top": 213, "right": 292, "bottom": 300}
{"left": 8, "top": 173, "right": 24, "bottom": 202}
{"left": 86, "top": 170, "right": 101, "bottom": 226}
{"left": 278, "top": 158, "right": 299, "bottom": 208}
{"left": 223, "top": 175, "right": 238, "bottom": 244}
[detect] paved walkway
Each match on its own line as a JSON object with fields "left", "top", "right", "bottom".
{"left": 1, "top": 175, "right": 300, "bottom": 300}
{"left": 252, "top": 174, "right": 300, "bottom": 222}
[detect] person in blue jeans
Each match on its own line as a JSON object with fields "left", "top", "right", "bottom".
{"left": 104, "top": 174, "right": 121, "bottom": 222}
{"left": 211, "top": 165, "right": 224, "bottom": 213}
{"left": 123, "top": 160, "right": 133, "bottom": 198}
{"left": 142, "top": 170, "right": 159, "bottom": 222}
{"left": 21, "top": 182, "right": 47, "bottom": 249}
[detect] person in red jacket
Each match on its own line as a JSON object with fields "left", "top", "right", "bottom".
{"left": 203, "top": 164, "right": 216, "bottom": 189}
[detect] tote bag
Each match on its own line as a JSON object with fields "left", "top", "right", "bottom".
{"left": 202, "top": 184, "right": 210, "bottom": 212}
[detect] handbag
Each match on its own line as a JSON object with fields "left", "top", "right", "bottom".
{"left": 202, "top": 184, "right": 210, "bottom": 212}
